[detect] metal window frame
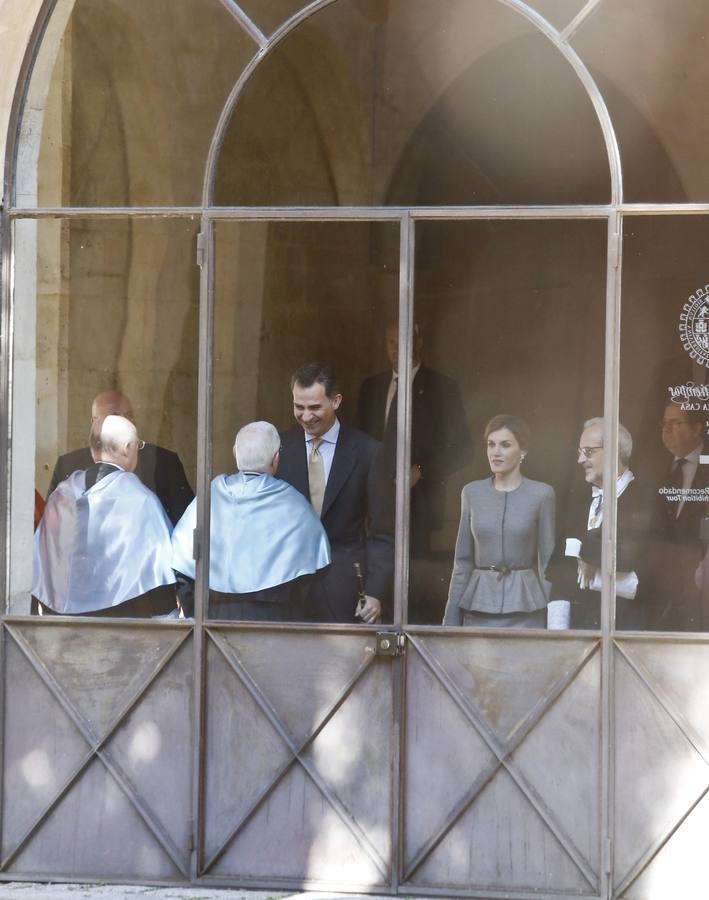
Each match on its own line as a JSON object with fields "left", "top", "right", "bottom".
{"left": 3, "top": 0, "right": 709, "bottom": 896}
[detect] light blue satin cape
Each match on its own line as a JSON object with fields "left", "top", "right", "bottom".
{"left": 32, "top": 469, "right": 176, "bottom": 614}
{"left": 171, "top": 472, "right": 331, "bottom": 593}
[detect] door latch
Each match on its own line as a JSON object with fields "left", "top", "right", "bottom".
{"left": 375, "top": 631, "right": 405, "bottom": 656}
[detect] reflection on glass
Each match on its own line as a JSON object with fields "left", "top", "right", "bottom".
{"left": 443, "top": 415, "right": 555, "bottom": 629}
{"left": 21, "top": 0, "right": 254, "bottom": 207}
{"left": 215, "top": 0, "right": 609, "bottom": 206}
{"left": 414, "top": 220, "right": 606, "bottom": 628}
{"left": 211, "top": 221, "right": 399, "bottom": 623}
{"left": 572, "top": 2, "right": 709, "bottom": 202}
{"left": 622, "top": 217, "right": 709, "bottom": 631}
{"left": 25, "top": 218, "right": 199, "bottom": 617}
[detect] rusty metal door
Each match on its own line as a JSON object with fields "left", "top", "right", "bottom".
{"left": 611, "top": 637, "right": 709, "bottom": 899}
{"left": 399, "top": 629, "right": 602, "bottom": 898}
{"left": 198, "top": 625, "right": 398, "bottom": 888}
{"left": 1, "top": 620, "right": 194, "bottom": 882}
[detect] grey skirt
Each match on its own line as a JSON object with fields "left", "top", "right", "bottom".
{"left": 460, "top": 607, "right": 547, "bottom": 629}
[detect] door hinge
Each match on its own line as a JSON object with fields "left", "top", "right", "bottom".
{"left": 375, "top": 631, "right": 406, "bottom": 657}
{"left": 196, "top": 231, "right": 206, "bottom": 268}
{"left": 192, "top": 527, "right": 201, "bottom": 562}
{"left": 186, "top": 819, "right": 194, "bottom": 853}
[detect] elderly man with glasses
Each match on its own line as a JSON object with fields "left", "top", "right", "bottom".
{"left": 551, "top": 417, "right": 651, "bottom": 629}
{"left": 32, "top": 415, "right": 177, "bottom": 617}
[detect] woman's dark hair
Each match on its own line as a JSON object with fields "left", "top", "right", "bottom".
{"left": 484, "top": 414, "right": 531, "bottom": 451}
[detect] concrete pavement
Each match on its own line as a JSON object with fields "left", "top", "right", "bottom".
{"left": 0, "top": 887, "right": 410, "bottom": 900}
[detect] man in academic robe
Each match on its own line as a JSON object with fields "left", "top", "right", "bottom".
{"left": 277, "top": 362, "right": 394, "bottom": 624}
{"left": 551, "top": 417, "right": 651, "bottom": 630}
{"left": 33, "top": 415, "right": 177, "bottom": 617}
{"left": 356, "top": 321, "right": 470, "bottom": 622}
{"left": 171, "top": 421, "right": 330, "bottom": 620}
{"left": 48, "top": 389, "right": 193, "bottom": 525}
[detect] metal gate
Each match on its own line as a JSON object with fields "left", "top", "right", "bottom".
{"left": 3, "top": 620, "right": 708, "bottom": 896}
{"left": 1, "top": 620, "right": 194, "bottom": 881}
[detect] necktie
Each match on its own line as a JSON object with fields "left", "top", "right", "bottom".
{"left": 589, "top": 492, "right": 603, "bottom": 530}
{"left": 666, "top": 457, "right": 686, "bottom": 521}
{"left": 384, "top": 374, "right": 398, "bottom": 428}
{"left": 308, "top": 438, "right": 326, "bottom": 517}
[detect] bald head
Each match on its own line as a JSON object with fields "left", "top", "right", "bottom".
{"left": 89, "top": 415, "right": 140, "bottom": 472}
{"left": 91, "top": 390, "right": 133, "bottom": 423}
{"left": 234, "top": 421, "right": 280, "bottom": 474}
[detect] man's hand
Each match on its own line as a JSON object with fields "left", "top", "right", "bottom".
{"left": 356, "top": 594, "right": 382, "bottom": 624}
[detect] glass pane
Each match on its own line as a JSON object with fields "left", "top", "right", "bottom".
{"left": 215, "top": 0, "right": 610, "bottom": 206}
{"left": 528, "top": 0, "right": 589, "bottom": 30}
{"left": 235, "top": 0, "right": 590, "bottom": 41}
{"left": 572, "top": 0, "right": 709, "bottom": 202}
{"left": 414, "top": 220, "right": 606, "bottom": 629}
{"left": 236, "top": 0, "right": 309, "bottom": 36}
{"left": 198, "top": 220, "right": 398, "bottom": 623}
{"left": 14, "top": 217, "right": 199, "bottom": 616}
{"left": 18, "top": 0, "right": 255, "bottom": 208}
{"left": 621, "top": 216, "right": 709, "bottom": 631}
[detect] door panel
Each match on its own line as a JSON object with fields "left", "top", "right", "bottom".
{"left": 200, "top": 627, "right": 396, "bottom": 887}
{"left": 613, "top": 638, "right": 709, "bottom": 899}
{"left": 1, "top": 621, "right": 193, "bottom": 880}
{"left": 402, "top": 631, "right": 601, "bottom": 895}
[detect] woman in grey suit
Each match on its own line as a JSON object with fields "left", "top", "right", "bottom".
{"left": 443, "top": 414, "right": 555, "bottom": 628}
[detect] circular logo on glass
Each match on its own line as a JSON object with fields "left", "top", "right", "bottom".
{"left": 680, "top": 285, "right": 709, "bottom": 366}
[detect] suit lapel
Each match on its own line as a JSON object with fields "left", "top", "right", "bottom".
{"left": 322, "top": 426, "right": 357, "bottom": 519}
{"left": 279, "top": 428, "right": 309, "bottom": 498}
{"left": 369, "top": 374, "right": 391, "bottom": 441}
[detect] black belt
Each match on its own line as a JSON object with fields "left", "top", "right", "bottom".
{"left": 476, "top": 565, "right": 529, "bottom": 581}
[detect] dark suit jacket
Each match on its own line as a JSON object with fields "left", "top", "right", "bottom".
{"left": 647, "top": 450, "right": 709, "bottom": 629}
{"left": 660, "top": 451, "right": 709, "bottom": 541}
{"left": 48, "top": 443, "right": 194, "bottom": 526}
{"left": 277, "top": 424, "right": 394, "bottom": 622}
{"left": 356, "top": 365, "right": 470, "bottom": 551}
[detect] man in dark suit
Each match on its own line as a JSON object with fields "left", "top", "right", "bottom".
{"left": 47, "top": 390, "right": 194, "bottom": 526}
{"left": 356, "top": 322, "right": 470, "bottom": 622}
{"left": 651, "top": 403, "right": 709, "bottom": 629}
{"left": 277, "top": 362, "right": 394, "bottom": 623}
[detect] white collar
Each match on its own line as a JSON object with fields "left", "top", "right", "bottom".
{"left": 674, "top": 444, "right": 702, "bottom": 465}
{"left": 391, "top": 362, "right": 421, "bottom": 382}
{"left": 591, "top": 468, "right": 634, "bottom": 499}
{"left": 304, "top": 417, "right": 340, "bottom": 446}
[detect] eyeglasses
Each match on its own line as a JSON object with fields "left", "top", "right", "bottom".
{"left": 578, "top": 445, "right": 603, "bottom": 459}
{"left": 136, "top": 439, "right": 146, "bottom": 451}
